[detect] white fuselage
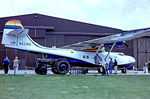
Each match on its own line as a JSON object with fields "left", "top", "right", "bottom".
{"left": 7, "top": 42, "right": 135, "bottom": 68}
{"left": 4, "top": 29, "right": 135, "bottom": 68}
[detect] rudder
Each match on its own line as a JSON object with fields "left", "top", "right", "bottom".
{"left": 2, "top": 19, "right": 27, "bottom": 46}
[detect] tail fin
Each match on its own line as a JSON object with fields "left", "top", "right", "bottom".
{"left": 4, "top": 19, "right": 24, "bottom": 29}
{"left": 2, "top": 20, "right": 25, "bottom": 45}
{"left": 1, "top": 20, "right": 37, "bottom": 50}
{"left": 2, "top": 19, "right": 53, "bottom": 54}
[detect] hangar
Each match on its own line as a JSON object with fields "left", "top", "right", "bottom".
{"left": 0, "top": 13, "right": 149, "bottom": 70}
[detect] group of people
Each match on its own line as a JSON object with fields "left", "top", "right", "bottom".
{"left": 105, "top": 58, "right": 118, "bottom": 76}
{"left": 2, "top": 56, "right": 20, "bottom": 75}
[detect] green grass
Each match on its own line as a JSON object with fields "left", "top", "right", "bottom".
{"left": 0, "top": 75, "right": 150, "bottom": 99}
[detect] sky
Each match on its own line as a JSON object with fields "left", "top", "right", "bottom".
{"left": 1, "top": 0, "right": 150, "bottom": 30}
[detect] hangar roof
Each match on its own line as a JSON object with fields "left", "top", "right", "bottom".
{"left": 0, "top": 13, "right": 123, "bottom": 34}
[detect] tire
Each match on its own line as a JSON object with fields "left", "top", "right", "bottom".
{"left": 40, "top": 67, "right": 47, "bottom": 75}
{"left": 98, "top": 67, "right": 106, "bottom": 75}
{"left": 55, "top": 60, "right": 70, "bottom": 75}
{"left": 51, "top": 68, "right": 59, "bottom": 74}
{"left": 81, "top": 69, "right": 87, "bottom": 74}
{"left": 98, "top": 67, "right": 102, "bottom": 73}
{"left": 86, "top": 69, "right": 88, "bottom": 73}
{"left": 35, "top": 68, "right": 40, "bottom": 74}
{"left": 35, "top": 63, "right": 43, "bottom": 74}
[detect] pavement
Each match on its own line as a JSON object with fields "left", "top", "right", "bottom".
{"left": 0, "top": 69, "right": 150, "bottom": 75}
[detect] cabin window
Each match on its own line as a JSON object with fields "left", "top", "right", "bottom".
{"left": 118, "top": 53, "right": 124, "bottom": 56}
{"left": 83, "top": 55, "right": 86, "bottom": 59}
{"left": 86, "top": 56, "right": 89, "bottom": 59}
{"left": 83, "top": 55, "right": 89, "bottom": 59}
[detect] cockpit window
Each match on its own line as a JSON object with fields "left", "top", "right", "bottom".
{"left": 118, "top": 53, "right": 124, "bottom": 56}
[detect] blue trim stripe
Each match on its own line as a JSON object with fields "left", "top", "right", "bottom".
{"left": 4, "top": 25, "right": 23, "bottom": 29}
{"left": 126, "top": 63, "right": 134, "bottom": 69}
{"left": 27, "top": 35, "right": 51, "bottom": 50}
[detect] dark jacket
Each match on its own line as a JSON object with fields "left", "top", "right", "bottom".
{"left": 114, "top": 60, "right": 118, "bottom": 66}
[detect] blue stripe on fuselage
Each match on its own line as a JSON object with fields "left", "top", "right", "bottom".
{"left": 47, "top": 54, "right": 88, "bottom": 64}
{"left": 118, "top": 62, "right": 134, "bottom": 69}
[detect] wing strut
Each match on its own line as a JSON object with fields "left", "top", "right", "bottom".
{"left": 105, "top": 42, "right": 116, "bottom": 62}
{"left": 94, "top": 44, "right": 103, "bottom": 65}
{"left": 95, "top": 44, "right": 104, "bottom": 56}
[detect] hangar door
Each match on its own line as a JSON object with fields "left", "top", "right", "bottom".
{"left": 137, "top": 37, "right": 150, "bottom": 69}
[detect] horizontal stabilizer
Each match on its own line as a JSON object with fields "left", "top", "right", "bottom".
{"left": 6, "top": 29, "right": 29, "bottom": 36}
{"left": 2, "top": 29, "right": 29, "bottom": 45}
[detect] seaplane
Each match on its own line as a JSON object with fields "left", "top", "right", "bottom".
{"left": 2, "top": 19, "right": 150, "bottom": 75}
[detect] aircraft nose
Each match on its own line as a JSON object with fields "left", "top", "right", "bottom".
{"left": 127, "top": 56, "right": 135, "bottom": 63}
{"left": 125, "top": 56, "right": 135, "bottom": 69}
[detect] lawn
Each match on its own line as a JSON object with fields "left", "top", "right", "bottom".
{"left": 0, "top": 74, "right": 150, "bottom": 99}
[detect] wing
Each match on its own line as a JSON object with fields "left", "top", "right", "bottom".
{"left": 60, "top": 28, "right": 150, "bottom": 50}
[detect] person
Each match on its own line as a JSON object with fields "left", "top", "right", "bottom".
{"left": 114, "top": 59, "right": 118, "bottom": 74}
{"left": 105, "top": 62, "right": 109, "bottom": 76}
{"left": 143, "top": 63, "right": 148, "bottom": 74}
{"left": 109, "top": 58, "right": 113, "bottom": 74}
{"left": 143, "top": 63, "right": 146, "bottom": 73}
{"left": 102, "top": 66, "right": 106, "bottom": 76}
{"left": 133, "top": 65, "right": 137, "bottom": 71}
{"left": 13, "top": 56, "right": 20, "bottom": 75}
{"left": 146, "top": 63, "right": 149, "bottom": 74}
{"left": 3, "top": 56, "right": 10, "bottom": 75}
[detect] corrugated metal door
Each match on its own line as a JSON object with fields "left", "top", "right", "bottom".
{"left": 137, "top": 38, "right": 150, "bottom": 69}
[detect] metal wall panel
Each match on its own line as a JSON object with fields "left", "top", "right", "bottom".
{"left": 138, "top": 38, "right": 147, "bottom": 52}
{"left": 138, "top": 53, "right": 147, "bottom": 69}
{"left": 46, "top": 34, "right": 64, "bottom": 47}
{"left": 0, "top": 51, "right": 6, "bottom": 69}
{"left": 147, "top": 53, "right": 150, "bottom": 63}
{"left": 64, "top": 35, "right": 94, "bottom": 45}
{"left": 15, "top": 51, "right": 26, "bottom": 69}
{"left": 146, "top": 38, "right": 150, "bottom": 52}
{"left": 34, "top": 38, "right": 46, "bottom": 46}
{"left": 136, "top": 37, "right": 150, "bottom": 69}
{"left": 26, "top": 52, "right": 37, "bottom": 68}
{"left": 28, "top": 29, "right": 36, "bottom": 37}
{"left": 36, "top": 29, "right": 46, "bottom": 37}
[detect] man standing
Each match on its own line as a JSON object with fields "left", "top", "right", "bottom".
{"left": 109, "top": 58, "right": 113, "bottom": 74}
{"left": 13, "top": 56, "right": 20, "bottom": 75}
{"left": 3, "top": 56, "right": 10, "bottom": 75}
{"left": 105, "top": 62, "right": 109, "bottom": 76}
{"left": 114, "top": 59, "right": 118, "bottom": 74}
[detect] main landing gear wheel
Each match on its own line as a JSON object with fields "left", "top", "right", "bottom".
{"left": 51, "top": 68, "right": 59, "bottom": 74}
{"left": 40, "top": 67, "right": 47, "bottom": 75}
{"left": 54, "top": 60, "right": 70, "bottom": 75}
{"left": 98, "top": 67, "right": 106, "bottom": 76}
{"left": 98, "top": 67, "right": 102, "bottom": 73}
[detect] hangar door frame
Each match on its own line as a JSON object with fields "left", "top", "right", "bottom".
{"left": 134, "top": 37, "right": 150, "bottom": 69}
